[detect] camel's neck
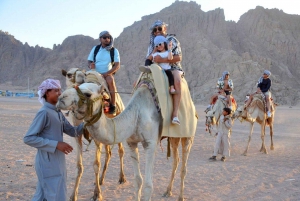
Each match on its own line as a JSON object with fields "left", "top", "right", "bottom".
{"left": 86, "top": 92, "right": 142, "bottom": 145}
{"left": 212, "top": 99, "right": 224, "bottom": 123}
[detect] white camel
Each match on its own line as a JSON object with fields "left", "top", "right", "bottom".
{"left": 205, "top": 95, "right": 236, "bottom": 134}
{"left": 232, "top": 93, "right": 276, "bottom": 156}
{"left": 57, "top": 82, "right": 194, "bottom": 201}
{"left": 61, "top": 68, "right": 126, "bottom": 201}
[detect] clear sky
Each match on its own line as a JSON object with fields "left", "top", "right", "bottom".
{"left": 1, "top": 0, "right": 299, "bottom": 49}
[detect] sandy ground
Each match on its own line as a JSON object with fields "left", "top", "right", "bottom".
{"left": 0, "top": 96, "right": 300, "bottom": 201}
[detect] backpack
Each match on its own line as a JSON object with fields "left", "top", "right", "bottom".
{"left": 93, "top": 45, "right": 115, "bottom": 65}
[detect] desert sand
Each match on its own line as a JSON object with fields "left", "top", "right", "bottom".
{"left": 0, "top": 96, "right": 299, "bottom": 201}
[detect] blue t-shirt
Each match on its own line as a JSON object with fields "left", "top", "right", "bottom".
{"left": 87, "top": 46, "right": 120, "bottom": 74}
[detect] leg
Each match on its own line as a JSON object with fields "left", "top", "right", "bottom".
{"left": 260, "top": 121, "right": 268, "bottom": 154}
{"left": 70, "top": 136, "right": 84, "bottom": 201}
{"left": 265, "top": 95, "right": 271, "bottom": 112}
{"left": 227, "top": 94, "right": 232, "bottom": 108}
{"left": 99, "top": 145, "right": 111, "bottom": 185}
{"left": 127, "top": 142, "right": 143, "bottom": 201}
{"left": 178, "top": 137, "right": 194, "bottom": 201}
{"left": 270, "top": 123, "right": 274, "bottom": 150}
{"left": 143, "top": 140, "right": 157, "bottom": 201}
{"left": 165, "top": 70, "right": 175, "bottom": 93}
{"left": 245, "top": 94, "right": 254, "bottom": 108}
{"left": 213, "top": 133, "right": 222, "bottom": 156}
{"left": 243, "top": 122, "right": 254, "bottom": 156}
{"left": 222, "top": 133, "right": 230, "bottom": 157}
{"left": 105, "top": 75, "right": 116, "bottom": 106}
{"left": 117, "top": 143, "right": 126, "bottom": 184}
{"left": 163, "top": 138, "right": 180, "bottom": 198}
{"left": 92, "top": 141, "right": 102, "bottom": 201}
{"left": 171, "top": 70, "right": 182, "bottom": 119}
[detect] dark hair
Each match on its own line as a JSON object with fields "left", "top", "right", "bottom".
{"left": 43, "top": 89, "right": 52, "bottom": 100}
{"left": 157, "top": 42, "right": 168, "bottom": 52}
{"left": 223, "top": 107, "right": 232, "bottom": 115}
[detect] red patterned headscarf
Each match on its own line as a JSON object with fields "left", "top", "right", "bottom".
{"left": 37, "top": 79, "right": 61, "bottom": 104}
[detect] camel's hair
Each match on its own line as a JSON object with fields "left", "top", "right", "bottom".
{"left": 232, "top": 94, "right": 275, "bottom": 156}
{"left": 57, "top": 81, "right": 194, "bottom": 201}
{"left": 61, "top": 68, "right": 126, "bottom": 201}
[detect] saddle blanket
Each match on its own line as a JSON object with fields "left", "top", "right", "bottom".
{"left": 134, "top": 64, "right": 198, "bottom": 138}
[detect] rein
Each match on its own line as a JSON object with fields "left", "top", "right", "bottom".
{"left": 74, "top": 86, "right": 117, "bottom": 151}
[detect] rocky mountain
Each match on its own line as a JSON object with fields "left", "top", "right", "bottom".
{"left": 0, "top": 1, "right": 299, "bottom": 105}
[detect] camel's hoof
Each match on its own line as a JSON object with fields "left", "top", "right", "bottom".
{"left": 163, "top": 191, "right": 172, "bottom": 198}
{"left": 270, "top": 146, "right": 274, "bottom": 150}
{"left": 119, "top": 177, "right": 127, "bottom": 184}
{"left": 242, "top": 153, "right": 247, "bottom": 156}
{"left": 178, "top": 197, "right": 184, "bottom": 201}
{"left": 90, "top": 196, "right": 102, "bottom": 201}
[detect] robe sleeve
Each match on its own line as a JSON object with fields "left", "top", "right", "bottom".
{"left": 23, "top": 110, "right": 58, "bottom": 153}
{"left": 62, "top": 114, "right": 84, "bottom": 137}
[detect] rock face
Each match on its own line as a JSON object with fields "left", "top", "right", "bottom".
{"left": 0, "top": 2, "right": 299, "bottom": 105}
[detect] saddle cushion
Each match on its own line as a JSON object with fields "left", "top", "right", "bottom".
{"left": 134, "top": 64, "right": 197, "bottom": 138}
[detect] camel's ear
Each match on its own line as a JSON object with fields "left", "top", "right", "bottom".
{"left": 62, "top": 69, "right": 67, "bottom": 77}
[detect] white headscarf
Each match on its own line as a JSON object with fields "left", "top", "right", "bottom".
{"left": 37, "top": 79, "right": 61, "bottom": 105}
{"left": 258, "top": 70, "right": 272, "bottom": 84}
{"left": 221, "top": 71, "right": 230, "bottom": 80}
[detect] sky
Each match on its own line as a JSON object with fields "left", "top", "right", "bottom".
{"left": 1, "top": 0, "right": 299, "bottom": 49}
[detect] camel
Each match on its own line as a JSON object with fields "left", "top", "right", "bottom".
{"left": 205, "top": 94, "right": 236, "bottom": 135}
{"left": 232, "top": 93, "right": 276, "bottom": 156}
{"left": 56, "top": 80, "right": 194, "bottom": 201}
{"left": 61, "top": 68, "right": 126, "bottom": 201}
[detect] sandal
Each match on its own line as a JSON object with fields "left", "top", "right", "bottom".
{"left": 172, "top": 117, "right": 180, "bottom": 125}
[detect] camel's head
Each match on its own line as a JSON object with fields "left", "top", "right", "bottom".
{"left": 62, "top": 68, "right": 86, "bottom": 88}
{"left": 232, "top": 105, "right": 244, "bottom": 119}
{"left": 57, "top": 83, "right": 105, "bottom": 120}
{"left": 205, "top": 110, "right": 217, "bottom": 126}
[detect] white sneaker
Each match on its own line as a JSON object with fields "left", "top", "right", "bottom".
{"left": 267, "top": 111, "right": 271, "bottom": 118}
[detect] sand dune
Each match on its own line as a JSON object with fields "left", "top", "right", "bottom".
{"left": 0, "top": 97, "right": 299, "bottom": 200}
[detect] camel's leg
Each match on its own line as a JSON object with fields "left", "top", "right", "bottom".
{"left": 260, "top": 121, "right": 268, "bottom": 154}
{"left": 70, "top": 136, "right": 84, "bottom": 201}
{"left": 178, "top": 137, "right": 194, "bottom": 201}
{"left": 92, "top": 141, "right": 102, "bottom": 201}
{"left": 99, "top": 145, "right": 111, "bottom": 185}
{"left": 243, "top": 122, "right": 254, "bottom": 156}
{"left": 143, "top": 140, "right": 157, "bottom": 201}
{"left": 163, "top": 138, "right": 180, "bottom": 198}
{"left": 117, "top": 143, "right": 126, "bottom": 184}
{"left": 127, "top": 142, "right": 143, "bottom": 201}
{"left": 270, "top": 123, "right": 274, "bottom": 150}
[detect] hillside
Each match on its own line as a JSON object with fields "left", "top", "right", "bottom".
{"left": 0, "top": 1, "right": 299, "bottom": 105}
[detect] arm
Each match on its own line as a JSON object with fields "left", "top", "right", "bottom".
{"left": 224, "top": 117, "right": 233, "bottom": 129}
{"left": 153, "top": 54, "right": 181, "bottom": 63}
{"left": 167, "top": 41, "right": 173, "bottom": 60}
{"left": 62, "top": 114, "right": 84, "bottom": 137}
{"left": 87, "top": 46, "right": 96, "bottom": 69}
{"left": 23, "top": 110, "right": 58, "bottom": 153}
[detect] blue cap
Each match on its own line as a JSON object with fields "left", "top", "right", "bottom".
{"left": 154, "top": 36, "right": 167, "bottom": 46}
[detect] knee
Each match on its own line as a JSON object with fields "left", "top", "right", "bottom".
{"left": 105, "top": 75, "right": 114, "bottom": 85}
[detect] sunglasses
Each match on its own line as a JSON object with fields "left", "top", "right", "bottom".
{"left": 152, "top": 26, "right": 162, "bottom": 33}
{"left": 155, "top": 43, "right": 163, "bottom": 48}
{"left": 101, "top": 36, "right": 110, "bottom": 40}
